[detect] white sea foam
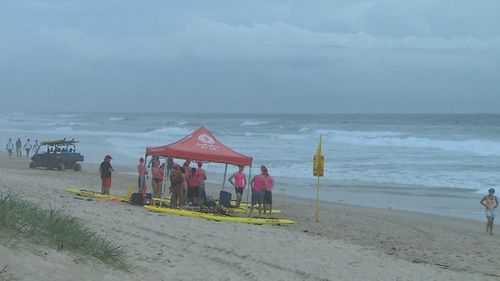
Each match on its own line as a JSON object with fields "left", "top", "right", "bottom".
{"left": 241, "top": 120, "right": 268, "bottom": 126}
{"left": 328, "top": 130, "right": 500, "bottom": 156}
{"left": 110, "top": 116, "right": 125, "bottom": 121}
{"left": 149, "top": 126, "right": 191, "bottom": 136}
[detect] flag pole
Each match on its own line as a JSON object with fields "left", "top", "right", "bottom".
{"left": 315, "top": 174, "right": 320, "bottom": 222}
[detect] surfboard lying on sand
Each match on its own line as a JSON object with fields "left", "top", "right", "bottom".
{"left": 151, "top": 197, "right": 282, "bottom": 214}
{"left": 66, "top": 188, "right": 122, "bottom": 202}
{"left": 144, "top": 205, "right": 294, "bottom": 225}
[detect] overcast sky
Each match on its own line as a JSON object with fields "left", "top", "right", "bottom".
{"left": 1, "top": 0, "right": 499, "bottom": 113}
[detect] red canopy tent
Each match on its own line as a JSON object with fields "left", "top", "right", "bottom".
{"left": 146, "top": 126, "right": 252, "bottom": 166}
{"left": 145, "top": 126, "right": 253, "bottom": 192}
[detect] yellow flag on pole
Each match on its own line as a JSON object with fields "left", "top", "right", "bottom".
{"left": 313, "top": 135, "right": 324, "bottom": 222}
{"left": 313, "top": 135, "right": 324, "bottom": 177}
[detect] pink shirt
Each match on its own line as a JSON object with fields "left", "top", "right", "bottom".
{"left": 233, "top": 172, "right": 246, "bottom": 188}
{"left": 264, "top": 175, "right": 273, "bottom": 191}
{"left": 252, "top": 175, "right": 266, "bottom": 191}
{"left": 137, "top": 164, "right": 146, "bottom": 176}
{"left": 188, "top": 174, "right": 200, "bottom": 187}
{"left": 196, "top": 168, "right": 206, "bottom": 183}
{"left": 153, "top": 166, "right": 164, "bottom": 180}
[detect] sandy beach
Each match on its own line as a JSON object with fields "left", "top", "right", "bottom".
{"left": 1, "top": 156, "right": 498, "bottom": 281}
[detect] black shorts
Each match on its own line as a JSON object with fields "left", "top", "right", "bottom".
{"left": 235, "top": 187, "right": 244, "bottom": 195}
{"left": 264, "top": 191, "right": 272, "bottom": 204}
{"left": 187, "top": 186, "right": 200, "bottom": 198}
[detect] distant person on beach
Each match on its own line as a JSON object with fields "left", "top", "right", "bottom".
{"left": 99, "top": 155, "right": 114, "bottom": 195}
{"left": 261, "top": 166, "right": 274, "bottom": 216}
{"left": 152, "top": 159, "right": 163, "bottom": 198}
{"left": 179, "top": 167, "right": 188, "bottom": 206}
{"left": 15, "top": 138, "right": 22, "bottom": 158}
{"left": 249, "top": 165, "right": 268, "bottom": 217}
{"left": 196, "top": 162, "right": 207, "bottom": 200}
{"left": 187, "top": 167, "right": 201, "bottom": 206}
{"left": 228, "top": 166, "right": 247, "bottom": 208}
{"left": 480, "top": 188, "right": 498, "bottom": 235}
{"left": 166, "top": 157, "right": 174, "bottom": 179}
{"left": 159, "top": 163, "right": 166, "bottom": 195}
{"left": 183, "top": 160, "right": 191, "bottom": 176}
{"left": 137, "top": 157, "right": 148, "bottom": 193}
{"left": 169, "top": 164, "right": 183, "bottom": 208}
{"left": 6, "top": 138, "right": 14, "bottom": 158}
{"left": 33, "top": 139, "right": 39, "bottom": 153}
{"left": 23, "top": 138, "right": 32, "bottom": 157}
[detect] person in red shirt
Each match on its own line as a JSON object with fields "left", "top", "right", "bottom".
{"left": 99, "top": 155, "right": 114, "bottom": 195}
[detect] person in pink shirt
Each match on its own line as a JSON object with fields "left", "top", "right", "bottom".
{"left": 187, "top": 167, "right": 201, "bottom": 206}
{"left": 228, "top": 166, "right": 247, "bottom": 208}
{"left": 152, "top": 161, "right": 164, "bottom": 198}
{"left": 137, "top": 157, "right": 148, "bottom": 194}
{"left": 261, "top": 166, "right": 274, "bottom": 216}
{"left": 249, "top": 165, "right": 268, "bottom": 217}
{"left": 196, "top": 162, "right": 207, "bottom": 200}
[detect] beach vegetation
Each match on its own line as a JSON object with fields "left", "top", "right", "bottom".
{"left": 0, "top": 193, "right": 127, "bottom": 269}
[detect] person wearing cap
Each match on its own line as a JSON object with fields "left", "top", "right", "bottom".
{"left": 249, "top": 165, "right": 269, "bottom": 217}
{"left": 261, "top": 166, "right": 274, "bottom": 217}
{"left": 480, "top": 188, "right": 498, "bottom": 235}
{"left": 99, "top": 155, "right": 114, "bottom": 195}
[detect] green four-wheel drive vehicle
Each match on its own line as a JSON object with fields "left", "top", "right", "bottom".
{"left": 30, "top": 139, "right": 84, "bottom": 171}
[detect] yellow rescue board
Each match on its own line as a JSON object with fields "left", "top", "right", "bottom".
{"left": 151, "top": 197, "right": 282, "bottom": 214}
{"left": 144, "top": 205, "right": 294, "bottom": 225}
{"left": 66, "top": 188, "right": 123, "bottom": 202}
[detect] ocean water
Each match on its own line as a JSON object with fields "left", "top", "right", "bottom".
{"left": 1, "top": 112, "right": 498, "bottom": 219}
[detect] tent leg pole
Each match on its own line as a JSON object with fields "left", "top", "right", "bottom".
{"left": 222, "top": 164, "right": 228, "bottom": 191}
{"left": 143, "top": 155, "right": 148, "bottom": 201}
{"left": 245, "top": 166, "right": 252, "bottom": 214}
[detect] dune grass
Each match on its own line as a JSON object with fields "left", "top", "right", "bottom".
{"left": 0, "top": 193, "right": 126, "bottom": 269}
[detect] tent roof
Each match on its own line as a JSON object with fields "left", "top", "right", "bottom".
{"left": 146, "top": 126, "right": 252, "bottom": 166}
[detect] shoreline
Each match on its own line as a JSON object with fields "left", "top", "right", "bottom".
{"left": 1, "top": 156, "right": 499, "bottom": 280}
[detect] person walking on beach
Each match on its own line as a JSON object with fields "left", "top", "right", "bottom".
{"left": 249, "top": 165, "right": 268, "bottom": 217}
{"left": 6, "top": 138, "right": 14, "bottom": 158}
{"left": 137, "top": 157, "right": 148, "bottom": 193}
{"left": 23, "top": 138, "right": 32, "bottom": 157}
{"left": 99, "top": 155, "right": 114, "bottom": 195}
{"left": 228, "top": 166, "right": 247, "bottom": 208}
{"left": 261, "top": 166, "right": 274, "bottom": 217}
{"left": 15, "top": 138, "right": 22, "bottom": 158}
{"left": 480, "top": 187, "right": 498, "bottom": 235}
